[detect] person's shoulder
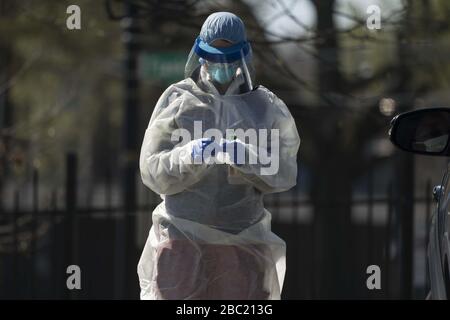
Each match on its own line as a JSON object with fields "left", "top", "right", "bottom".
{"left": 170, "top": 78, "right": 197, "bottom": 91}
{"left": 158, "top": 78, "right": 196, "bottom": 103}
{"left": 253, "top": 85, "right": 292, "bottom": 117}
{"left": 253, "top": 84, "right": 270, "bottom": 94}
{"left": 253, "top": 85, "right": 280, "bottom": 102}
{"left": 161, "top": 79, "right": 187, "bottom": 94}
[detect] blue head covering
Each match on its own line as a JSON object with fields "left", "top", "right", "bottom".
{"left": 199, "top": 12, "right": 247, "bottom": 45}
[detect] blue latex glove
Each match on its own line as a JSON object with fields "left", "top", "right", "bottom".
{"left": 221, "top": 139, "right": 245, "bottom": 165}
{"left": 191, "top": 138, "right": 218, "bottom": 163}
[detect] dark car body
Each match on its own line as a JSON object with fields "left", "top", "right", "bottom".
{"left": 390, "top": 107, "right": 450, "bottom": 300}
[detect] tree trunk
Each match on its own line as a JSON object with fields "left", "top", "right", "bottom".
{"left": 309, "top": 0, "right": 355, "bottom": 298}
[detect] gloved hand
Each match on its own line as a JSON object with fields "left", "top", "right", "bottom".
{"left": 220, "top": 139, "right": 246, "bottom": 165}
{"left": 191, "top": 138, "right": 221, "bottom": 164}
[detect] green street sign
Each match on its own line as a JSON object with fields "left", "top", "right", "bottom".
{"left": 138, "top": 52, "right": 186, "bottom": 85}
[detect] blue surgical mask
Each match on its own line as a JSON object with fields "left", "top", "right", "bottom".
{"left": 208, "top": 64, "right": 237, "bottom": 84}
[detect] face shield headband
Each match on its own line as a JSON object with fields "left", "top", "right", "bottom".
{"left": 193, "top": 36, "right": 251, "bottom": 63}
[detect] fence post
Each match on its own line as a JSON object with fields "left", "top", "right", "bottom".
{"left": 310, "top": 195, "right": 316, "bottom": 299}
{"left": 424, "top": 179, "right": 432, "bottom": 295}
{"left": 105, "top": 163, "right": 112, "bottom": 212}
{"left": 50, "top": 189, "right": 58, "bottom": 298}
{"left": 65, "top": 153, "right": 77, "bottom": 299}
{"left": 118, "top": 1, "right": 140, "bottom": 299}
{"left": 31, "top": 168, "right": 39, "bottom": 298}
{"left": 385, "top": 182, "right": 393, "bottom": 298}
{"left": 367, "top": 168, "right": 374, "bottom": 278}
{"left": 394, "top": 151, "right": 415, "bottom": 299}
{"left": 290, "top": 188, "right": 300, "bottom": 298}
{"left": 11, "top": 190, "right": 19, "bottom": 298}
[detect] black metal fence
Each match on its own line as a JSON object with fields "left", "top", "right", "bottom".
{"left": 0, "top": 153, "right": 435, "bottom": 299}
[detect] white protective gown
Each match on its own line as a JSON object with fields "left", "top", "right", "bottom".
{"left": 137, "top": 67, "right": 300, "bottom": 300}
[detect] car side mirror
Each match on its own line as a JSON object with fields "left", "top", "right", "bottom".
{"left": 389, "top": 107, "right": 450, "bottom": 156}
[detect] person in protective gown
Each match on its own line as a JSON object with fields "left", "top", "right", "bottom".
{"left": 137, "top": 12, "right": 300, "bottom": 300}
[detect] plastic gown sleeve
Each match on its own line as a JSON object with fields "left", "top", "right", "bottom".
{"left": 231, "top": 96, "right": 300, "bottom": 194}
{"left": 139, "top": 86, "right": 208, "bottom": 195}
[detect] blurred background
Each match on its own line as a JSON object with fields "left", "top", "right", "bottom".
{"left": 0, "top": 0, "right": 449, "bottom": 299}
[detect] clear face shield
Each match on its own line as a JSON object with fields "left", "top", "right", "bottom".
{"left": 185, "top": 37, "right": 254, "bottom": 92}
